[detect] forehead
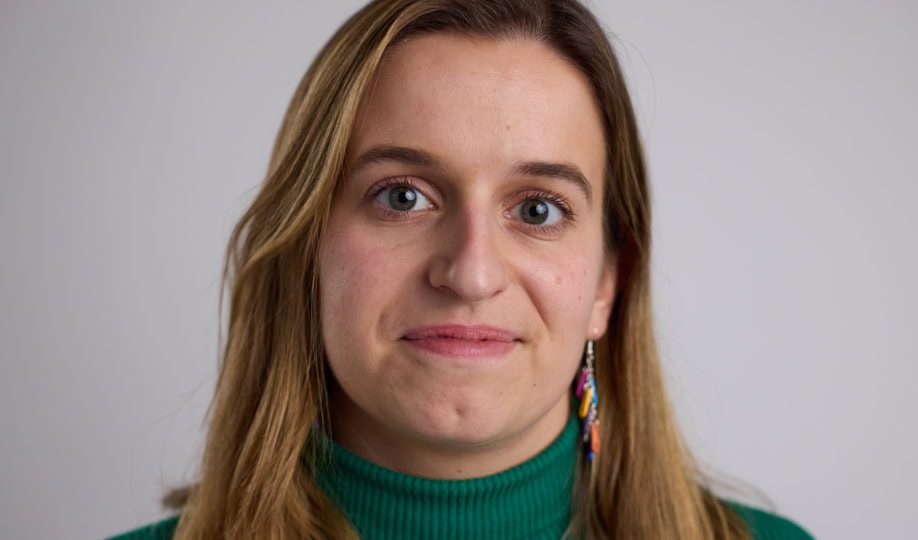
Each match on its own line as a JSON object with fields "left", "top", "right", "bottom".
{"left": 348, "top": 33, "right": 607, "bottom": 192}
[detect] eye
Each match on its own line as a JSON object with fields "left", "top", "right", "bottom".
{"left": 374, "top": 184, "right": 434, "bottom": 212}
{"left": 513, "top": 198, "right": 565, "bottom": 226}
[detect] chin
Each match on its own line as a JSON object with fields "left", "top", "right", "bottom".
{"left": 399, "top": 399, "right": 521, "bottom": 450}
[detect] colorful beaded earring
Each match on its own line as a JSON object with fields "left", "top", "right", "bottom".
{"left": 575, "top": 340, "right": 600, "bottom": 462}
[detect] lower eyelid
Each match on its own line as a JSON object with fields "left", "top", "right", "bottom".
{"left": 510, "top": 197, "right": 572, "bottom": 221}
{"left": 367, "top": 179, "right": 437, "bottom": 211}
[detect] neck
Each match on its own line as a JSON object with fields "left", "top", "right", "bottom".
{"left": 314, "top": 413, "right": 579, "bottom": 540}
{"left": 328, "top": 392, "right": 571, "bottom": 479}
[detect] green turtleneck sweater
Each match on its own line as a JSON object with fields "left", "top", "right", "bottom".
{"left": 313, "top": 415, "right": 578, "bottom": 539}
{"left": 108, "top": 416, "right": 813, "bottom": 539}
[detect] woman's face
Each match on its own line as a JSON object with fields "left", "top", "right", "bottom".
{"left": 319, "top": 33, "right": 614, "bottom": 476}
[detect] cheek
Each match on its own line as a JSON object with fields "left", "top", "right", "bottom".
{"left": 321, "top": 232, "right": 374, "bottom": 308}
{"left": 318, "top": 215, "right": 421, "bottom": 348}
{"left": 319, "top": 219, "right": 384, "bottom": 342}
{"left": 527, "top": 248, "right": 601, "bottom": 330}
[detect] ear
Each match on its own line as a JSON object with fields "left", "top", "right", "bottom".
{"left": 588, "top": 260, "right": 617, "bottom": 340}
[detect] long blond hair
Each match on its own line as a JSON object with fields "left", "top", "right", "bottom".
{"left": 170, "top": 1, "right": 751, "bottom": 538}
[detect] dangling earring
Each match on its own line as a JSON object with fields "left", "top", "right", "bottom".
{"left": 576, "top": 340, "right": 600, "bottom": 462}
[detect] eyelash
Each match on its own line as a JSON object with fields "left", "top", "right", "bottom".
{"left": 365, "top": 177, "right": 577, "bottom": 234}
{"left": 515, "top": 188, "right": 576, "bottom": 235}
{"left": 364, "top": 177, "right": 427, "bottom": 221}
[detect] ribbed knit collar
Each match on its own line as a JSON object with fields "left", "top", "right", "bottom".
{"left": 314, "top": 415, "right": 578, "bottom": 540}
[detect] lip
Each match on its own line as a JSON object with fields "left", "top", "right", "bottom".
{"left": 401, "top": 324, "right": 519, "bottom": 359}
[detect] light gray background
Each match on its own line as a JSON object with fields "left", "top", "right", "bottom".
{"left": 1, "top": 1, "right": 915, "bottom": 539}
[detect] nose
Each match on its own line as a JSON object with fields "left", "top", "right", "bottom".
{"left": 427, "top": 208, "right": 510, "bottom": 302}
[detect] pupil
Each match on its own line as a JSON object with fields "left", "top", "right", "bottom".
{"left": 389, "top": 187, "right": 417, "bottom": 211}
{"left": 521, "top": 200, "right": 548, "bottom": 224}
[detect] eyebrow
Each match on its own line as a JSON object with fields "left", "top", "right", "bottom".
{"left": 349, "top": 145, "right": 443, "bottom": 175}
{"left": 349, "top": 144, "right": 593, "bottom": 205}
{"left": 512, "top": 160, "right": 593, "bottom": 205}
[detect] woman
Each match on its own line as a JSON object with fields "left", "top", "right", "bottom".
{"left": 113, "top": 0, "right": 811, "bottom": 538}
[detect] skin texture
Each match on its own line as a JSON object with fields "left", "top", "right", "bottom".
{"left": 319, "top": 34, "right": 615, "bottom": 479}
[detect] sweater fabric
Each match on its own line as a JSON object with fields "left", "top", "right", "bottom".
{"left": 108, "top": 415, "right": 813, "bottom": 540}
{"left": 312, "top": 414, "right": 578, "bottom": 539}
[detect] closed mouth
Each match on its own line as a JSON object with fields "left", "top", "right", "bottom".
{"left": 401, "top": 324, "right": 518, "bottom": 342}
{"left": 400, "top": 324, "right": 520, "bottom": 359}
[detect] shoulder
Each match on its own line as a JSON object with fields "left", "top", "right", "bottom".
{"left": 727, "top": 501, "right": 814, "bottom": 540}
{"left": 106, "top": 515, "right": 179, "bottom": 540}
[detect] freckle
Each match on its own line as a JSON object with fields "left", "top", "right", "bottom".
{"left": 506, "top": 124, "right": 511, "bottom": 130}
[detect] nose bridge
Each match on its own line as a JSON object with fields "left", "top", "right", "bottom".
{"left": 429, "top": 198, "right": 509, "bottom": 302}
